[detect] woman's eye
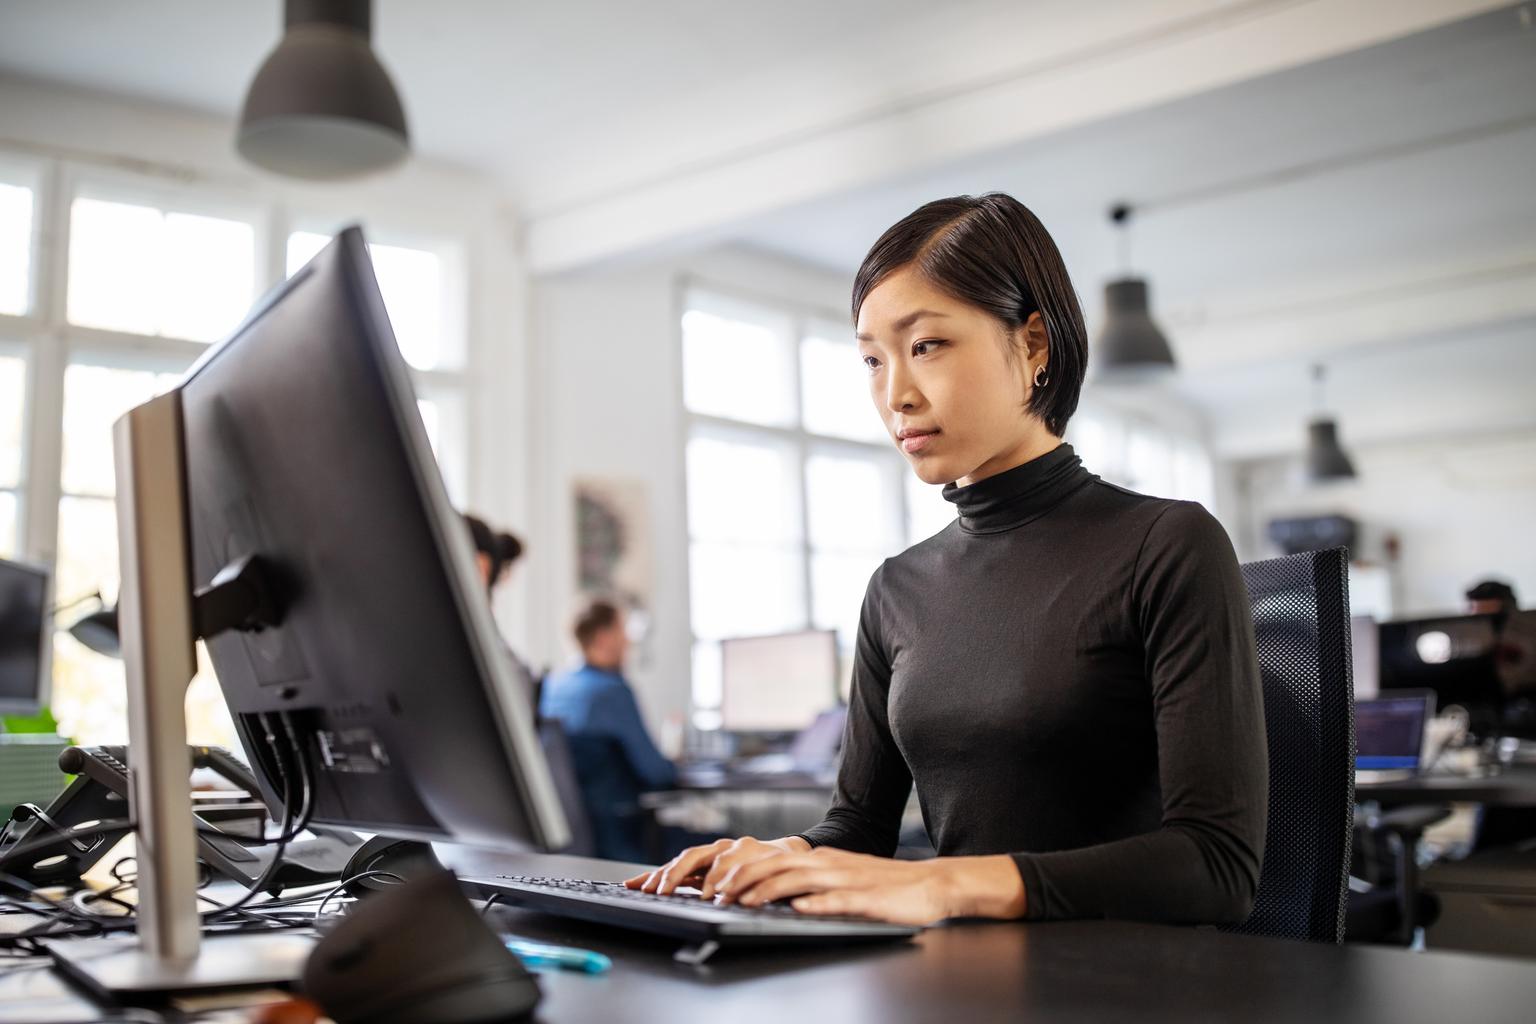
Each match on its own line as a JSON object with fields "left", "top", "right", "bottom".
{"left": 913, "top": 340, "right": 940, "bottom": 357}
{"left": 862, "top": 355, "right": 881, "bottom": 371}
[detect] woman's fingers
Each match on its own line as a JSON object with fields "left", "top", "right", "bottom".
{"left": 653, "top": 839, "right": 734, "bottom": 894}
{"left": 791, "top": 889, "right": 873, "bottom": 918}
{"left": 699, "top": 838, "right": 773, "bottom": 898}
{"left": 717, "top": 851, "right": 820, "bottom": 903}
{"left": 732, "top": 866, "right": 847, "bottom": 907}
{"left": 631, "top": 839, "right": 730, "bottom": 893}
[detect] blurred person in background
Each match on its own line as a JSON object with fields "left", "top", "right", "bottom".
{"left": 541, "top": 598, "right": 678, "bottom": 861}
{"left": 462, "top": 512, "right": 539, "bottom": 707}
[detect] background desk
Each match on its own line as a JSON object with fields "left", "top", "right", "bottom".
{"left": 1355, "top": 765, "right": 1536, "bottom": 805}
{"left": 643, "top": 773, "right": 838, "bottom": 848}
{"left": 441, "top": 848, "right": 1536, "bottom": 1024}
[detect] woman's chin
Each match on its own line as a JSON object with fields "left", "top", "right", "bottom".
{"left": 907, "top": 458, "right": 958, "bottom": 487}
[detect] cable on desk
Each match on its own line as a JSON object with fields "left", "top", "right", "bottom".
{"left": 200, "top": 711, "right": 305, "bottom": 923}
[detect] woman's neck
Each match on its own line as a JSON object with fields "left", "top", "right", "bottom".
{"left": 956, "top": 431, "right": 1062, "bottom": 488}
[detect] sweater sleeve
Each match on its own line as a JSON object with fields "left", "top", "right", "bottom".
{"left": 595, "top": 682, "right": 677, "bottom": 792}
{"left": 1011, "top": 501, "right": 1269, "bottom": 924}
{"left": 798, "top": 563, "right": 913, "bottom": 855}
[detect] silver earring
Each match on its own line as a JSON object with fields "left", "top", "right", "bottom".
{"left": 1033, "top": 364, "right": 1048, "bottom": 388}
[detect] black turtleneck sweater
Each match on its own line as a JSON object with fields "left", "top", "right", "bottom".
{"left": 798, "top": 443, "right": 1268, "bottom": 925}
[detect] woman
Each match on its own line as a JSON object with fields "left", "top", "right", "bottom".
{"left": 628, "top": 194, "right": 1268, "bottom": 926}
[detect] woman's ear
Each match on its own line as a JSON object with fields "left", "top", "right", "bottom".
{"left": 1023, "top": 311, "right": 1050, "bottom": 367}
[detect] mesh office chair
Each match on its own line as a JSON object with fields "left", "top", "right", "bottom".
{"left": 1223, "top": 547, "right": 1357, "bottom": 943}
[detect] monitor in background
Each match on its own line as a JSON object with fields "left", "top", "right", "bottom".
{"left": 1355, "top": 691, "right": 1434, "bottom": 773}
{"left": 48, "top": 227, "right": 567, "bottom": 995}
{"left": 0, "top": 557, "right": 50, "bottom": 717}
{"left": 1378, "top": 613, "right": 1502, "bottom": 729}
{"left": 720, "top": 629, "right": 838, "bottom": 734}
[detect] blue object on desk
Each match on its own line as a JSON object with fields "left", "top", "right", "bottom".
{"left": 506, "top": 938, "right": 612, "bottom": 974}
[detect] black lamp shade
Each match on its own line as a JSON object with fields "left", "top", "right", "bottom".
{"left": 237, "top": 1, "right": 409, "bottom": 180}
{"left": 1306, "top": 419, "right": 1357, "bottom": 481}
{"left": 68, "top": 606, "right": 120, "bottom": 658}
{"left": 1096, "top": 278, "right": 1176, "bottom": 375}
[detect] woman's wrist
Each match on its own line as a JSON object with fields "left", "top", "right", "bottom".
{"left": 931, "top": 855, "right": 1028, "bottom": 919}
{"left": 772, "top": 836, "right": 812, "bottom": 854}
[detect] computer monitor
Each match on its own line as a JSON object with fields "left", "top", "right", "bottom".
{"left": 177, "top": 227, "right": 566, "bottom": 849}
{"left": 1377, "top": 613, "right": 1502, "bottom": 717}
{"left": 0, "top": 557, "right": 50, "bottom": 717}
{"left": 48, "top": 227, "right": 567, "bottom": 994}
{"left": 1355, "top": 691, "right": 1434, "bottom": 772}
{"left": 720, "top": 629, "right": 838, "bottom": 734}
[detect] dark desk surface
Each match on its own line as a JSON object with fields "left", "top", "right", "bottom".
{"left": 436, "top": 848, "right": 1536, "bottom": 1024}
{"left": 1356, "top": 765, "right": 1536, "bottom": 805}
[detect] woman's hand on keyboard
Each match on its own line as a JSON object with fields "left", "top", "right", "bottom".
{"left": 624, "top": 835, "right": 811, "bottom": 899}
{"left": 712, "top": 848, "right": 1030, "bottom": 925}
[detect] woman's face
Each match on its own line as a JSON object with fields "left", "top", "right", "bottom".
{"left": 856, "top": 266, "right": 1054, "bottom": 487}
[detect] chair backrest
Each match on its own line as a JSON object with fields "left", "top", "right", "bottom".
{"left": 1224, "top": 547, "right": 1357, "bottom": 943}
{"left": 536, "top": 719, "right": 597, "bottom": 857}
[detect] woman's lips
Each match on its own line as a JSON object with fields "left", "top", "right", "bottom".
{"left": 900, "top": 431, "right": 939, "bottom": 454}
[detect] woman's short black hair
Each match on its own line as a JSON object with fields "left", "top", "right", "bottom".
{"left": 462, "top": 513, "right": 524, "bottom": 590}
{"left": 851, "top": 193, "right": 1088, "bottom": 437}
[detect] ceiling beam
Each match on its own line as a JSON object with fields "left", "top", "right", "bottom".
{"left": 524, "top": 0, "right": 1509, "bottom": 274}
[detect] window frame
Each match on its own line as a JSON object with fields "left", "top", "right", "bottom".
{"left": 61, "top": 165, "right": 272, "bottom": 345}
{"left": 0, "top": 146, "right": 476, "bottom": 745}
{"left": 0, "top": 154, "right": 45, "bottom": 323}
{"left": 678, "top": 280, "right": 934, "bottom": 724}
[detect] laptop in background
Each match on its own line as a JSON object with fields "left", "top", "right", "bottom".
{"left": 1356, "top": 690, "right": 1435, "bottom": 782}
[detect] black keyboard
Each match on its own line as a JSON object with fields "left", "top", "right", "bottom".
{"left": 461, "top": 874, "right": 919, "bottom": 957}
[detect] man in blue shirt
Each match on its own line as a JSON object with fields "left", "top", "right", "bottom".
{"left": 540, "top": 599, "right": 677, "bottom": 861}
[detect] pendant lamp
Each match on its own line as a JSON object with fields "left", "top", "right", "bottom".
{"left": 1096, "top": 204, "right": 1176, "bottom": 377}
{"left": 237, "top": 0, "right": 410, "bottom": 180}
{"left": 1305, "top": 364, "right": 1357, "bottom": 482}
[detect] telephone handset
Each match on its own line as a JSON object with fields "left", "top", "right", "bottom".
{"left": 55, "top": 744, "right": 264, "bottom": 802}
{"left": 1, "top": 744, "right": 363, "bottom": 890}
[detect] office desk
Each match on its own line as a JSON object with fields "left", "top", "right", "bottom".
{"left": 1356, "top": 765, "right": 1536, "bottom": 805}
{"left": 445, "top": 849, "right": 1536, "bottom": 1024}
{"left": 672, "top": 769, "right": 835, "bottom": 792}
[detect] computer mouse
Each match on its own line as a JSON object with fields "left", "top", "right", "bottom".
{"left": 303, "top": 868, "right": 541, "bottom": 1023}
{"left": 340, "top": 835, "right": 446, "bottom": 897}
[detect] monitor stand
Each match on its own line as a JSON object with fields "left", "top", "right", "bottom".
{"left": 45, "top": 392, "right": 314, "bottom": 997}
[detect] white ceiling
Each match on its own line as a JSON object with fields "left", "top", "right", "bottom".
{"left": 730, "top": 6, "right": 1536, "bottom": 455}
{"left": 0, "top": 0, "right": 1107, "bottom": 210}
{"left": 1, "top": 1, "right": 1532, "bottom": 456}
{"left": 734, "top": 6, "right": 1536, "bottom": 297}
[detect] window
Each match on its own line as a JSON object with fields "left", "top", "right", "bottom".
{"left": 287, "top": 230, "right": 468, "bottom": 501}
{"left": 683, "top": 289, "right": 951, "bottom": 724}
{"left": 0, "top": 177, "right": 34, "bottom": 317}
{"left": 0, "top": 156, "right": 476, "bottom": 749}
{"left": 799, "top": 324, "right": 886, "bottom": 444}
{"left": 682, "top": 295, "right": 797, "bottom": 428}
{"left": 50, "top": 362, "right": 204, "bottom": 746}
{"left": 0, "top": 352, "right": 24, "bottom": 556}
{"left": 1068, "top": 409, "right": 1215, "bottom": 509}
{"left": 67, "top": 195, "right": 257, "bottom": 343}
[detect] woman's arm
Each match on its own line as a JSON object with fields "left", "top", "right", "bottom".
{"left": 797, "top": 563, "right": 914, "bottom": 855}
{"left": 1012, "top": 501, "right": 1268, "bottom": 924}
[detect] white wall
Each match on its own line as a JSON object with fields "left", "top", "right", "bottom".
{"left": 525, "top": 247, "right": 852, "bottom": 733}
{"left": 1226, "top": 426, "right": 1536, "bottom": 617}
